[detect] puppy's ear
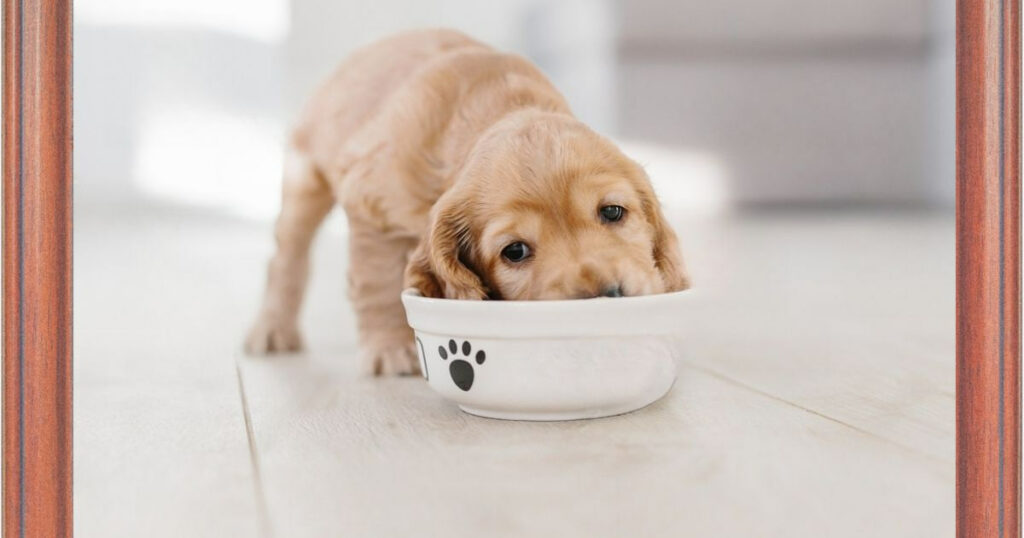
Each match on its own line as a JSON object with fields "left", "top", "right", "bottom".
{"left": 640, "top": 186, "right": 691, "bottom": 292}
{"left": 404, "top": 194, "right": 488, "bottom": 300}
{"left": 404, "top": 242, "right": 446, "bottom": 298}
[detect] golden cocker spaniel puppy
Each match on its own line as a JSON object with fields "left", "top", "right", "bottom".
{"left": 246, "top": 29, "right": 689, "bottom": 375}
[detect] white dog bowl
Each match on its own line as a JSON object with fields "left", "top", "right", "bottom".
{"left": 401, "top": 288, "right": 688, "bottom": 421}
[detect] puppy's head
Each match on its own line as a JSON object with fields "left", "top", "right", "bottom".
{"left": 405, "top": 113, "right": 689, "bottom": 300}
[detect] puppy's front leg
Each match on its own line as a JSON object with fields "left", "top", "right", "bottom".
{"left": 347, "top": 219, "right": 420, "bottom": 376}
{"left": 246, "top": 149, "right": 334, "bottom": 354}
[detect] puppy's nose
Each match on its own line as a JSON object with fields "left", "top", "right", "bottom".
{"left": 601, "top": 285, "right": 623, "bottom": 298}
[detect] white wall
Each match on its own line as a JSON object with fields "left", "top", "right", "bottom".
{"left": 75, "top": 0, "right": 290, "bottom": 216}
{"left": 925, "top": 0, "right": 955, "bottom": 207}
{"left": 73, "top": 0, "right": 954, "bottom": 214}
{"left": 612, "top": 0, "right": 953, "bottom": 206}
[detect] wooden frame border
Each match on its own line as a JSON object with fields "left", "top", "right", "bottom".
{"left": 957, "top": 0, "right": 1022, "bottom": 536}
{"left": 0, "top": 1, "right": 1019, "bottom": 536}
{"left": 2, "top": 0, "right": 73, "bottom": 536}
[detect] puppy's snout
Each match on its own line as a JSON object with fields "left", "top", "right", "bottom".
{"left": 601, "top": 285, "right": 623, "bottom": 298}
{"left": 552, "top": 261, "right": 626, "bottom": 299}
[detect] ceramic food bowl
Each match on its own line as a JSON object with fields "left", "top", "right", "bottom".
{"left": 401, "top": 288, "right": 688, "bottom": 421}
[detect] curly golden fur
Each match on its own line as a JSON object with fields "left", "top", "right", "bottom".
{"left": 246, "top": 29, "right": 689, "bottom": 375}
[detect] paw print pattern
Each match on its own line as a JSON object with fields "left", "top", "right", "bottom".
{"left": 437, "top": 339, "right": 486, "bottom": 391}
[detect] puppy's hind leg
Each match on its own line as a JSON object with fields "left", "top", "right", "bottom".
{"left": 245, "top": 148, "right": 334, "bottom": 354}
{"left": 346, "top": 218, "right": 420, "bottom": 376}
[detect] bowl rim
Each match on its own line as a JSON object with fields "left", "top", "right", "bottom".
{"left": 401, "top": 287, "right": 693, "bottom": 338}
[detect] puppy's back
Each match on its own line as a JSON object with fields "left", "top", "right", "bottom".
{"left": 292, "top": 29, "right": 489, "bottom": 156}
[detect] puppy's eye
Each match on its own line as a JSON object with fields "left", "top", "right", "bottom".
{"left": 599, "top": 205, "right": 625, "bottom": 223}
{"left": 501, "top": 242, "right": 531, "bottom": 263}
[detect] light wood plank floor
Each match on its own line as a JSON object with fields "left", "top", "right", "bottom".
{"left": 75, "top": 204, "right": 953, "bottom": 537}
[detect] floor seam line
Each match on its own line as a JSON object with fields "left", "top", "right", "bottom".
{"left": 680, "top": 359, "right": 951, "bottom": 468}
{"left": 236, "top": 360, "right": 274, "bottom": 538}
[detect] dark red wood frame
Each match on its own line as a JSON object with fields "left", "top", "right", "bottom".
{"left": 958, "top": 1, "right": 1022, "bottom": 537}
{"left": 0, "top": 0, "right": 1019, "bottom": 536}
{"left": 3, "top": 0, "right": 73, "bottom": 536}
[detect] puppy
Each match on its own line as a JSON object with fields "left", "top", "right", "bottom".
{"left": 245, "top": 29, "right": 689, "bottom": 375}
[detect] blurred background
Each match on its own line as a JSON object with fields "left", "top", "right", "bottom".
{"left": 70, "top": 2, "right": 958, "bottom": 536}
{"left": 75, "top": 0, "right": 954, "bottom": 218}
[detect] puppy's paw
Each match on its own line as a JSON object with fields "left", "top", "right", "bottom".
{"left": 244, "top": 317, "right": 304, "bottom": 355}
{"left": 361, "top": 342, "right": 421, "bottom": 377}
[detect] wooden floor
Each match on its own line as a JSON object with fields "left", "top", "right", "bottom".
{"left": 74, "top": 205, "right": 953, "bottom": 537}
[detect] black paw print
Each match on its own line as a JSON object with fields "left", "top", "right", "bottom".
{"left": 438, "top": 339, "right": 486, "bottom": 391}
